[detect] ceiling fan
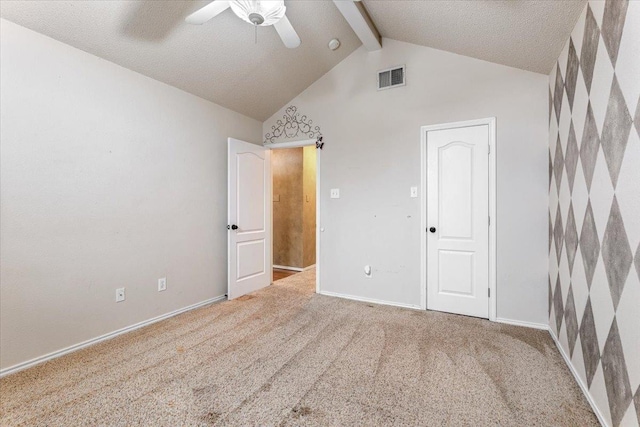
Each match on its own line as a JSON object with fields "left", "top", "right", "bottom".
{"left": 185, "top": 0, "right": 301, "bottom": 48}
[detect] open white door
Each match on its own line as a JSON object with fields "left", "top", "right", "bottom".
{"left": 228, "top": 138, "right": 272, "bottom": 300}
{"left": 426, "top": 124, "right": 489, "bottom": 319}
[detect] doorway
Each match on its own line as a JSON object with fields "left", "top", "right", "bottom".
{"left": 271, "top": 144, "right": 317, "bottom": 284}
{"left": 420, "top": 118, "right": 497, "bottom": 320}
{"left": 227, "top": 138, "right": 320, "bottom": 300}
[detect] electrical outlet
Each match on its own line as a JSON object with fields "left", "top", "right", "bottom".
{"left": 158, "top": 277, "right": 167, "bottom": 292}
{"left": 116, "top": 287, "right": 125, "bottom": 302}
{"left": 410, "top": 186, "right": 418, "bottom": 198}
{"left": 330, "top": 188, "right": 340, "bottom": 199}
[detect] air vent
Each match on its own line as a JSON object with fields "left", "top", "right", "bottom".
{"left": 377, "top": 65, "right": 405, "bottom": 90}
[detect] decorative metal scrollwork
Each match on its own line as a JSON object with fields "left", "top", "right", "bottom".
{"left": 264, "top": 106, "right": 322, "bottom": 144}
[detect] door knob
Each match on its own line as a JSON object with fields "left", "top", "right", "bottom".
{"left": 228, "top": 224, "right": 239, "bottom": 230}
{"left": 429, "top": 227, "right": 436, "bottom": 233}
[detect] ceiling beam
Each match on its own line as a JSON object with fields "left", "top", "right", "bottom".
{"left": 332, "top": 0, "right": 382, "bottom": 51}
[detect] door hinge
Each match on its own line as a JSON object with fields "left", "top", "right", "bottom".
{"left": 488, "top": 288, "right": 491, "bottom": 297}
{"left": 488, "top": 144, "right": 491, "bottom": 155}
{"left": 488, "top": 216, "right": 491, "bottom": 226}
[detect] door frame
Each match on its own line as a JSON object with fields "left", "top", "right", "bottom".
{"left": 420, "top": 117, "right": 497, "bottom": 321}
{"left": 266, "top": 139, "right": 321, "bottom": 294}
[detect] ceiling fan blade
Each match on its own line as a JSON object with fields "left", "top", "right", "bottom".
{"left": 274, "top": 15, "right": 301, "bottom": 48}
{"left": 185, "top": 1, "right": 230, "bottom": 25}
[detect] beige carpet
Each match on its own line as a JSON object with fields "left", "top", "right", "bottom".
{"left": 0, "top": 268, "right": 598, "bottom": 426}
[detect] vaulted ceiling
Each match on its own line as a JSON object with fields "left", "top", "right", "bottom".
{"left": 364, "top": 0, "right": 586, "bottom": 75}
{"left": 1, "top": 0, "right": 586, "bottom": 121}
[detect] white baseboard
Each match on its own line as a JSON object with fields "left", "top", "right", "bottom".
{"left": 495, "top": 317, "right": 549, "bottom": 330}
{"left": 0, "top": 295, "right": 226, "bottom": 378}
{"left": 548, "top": 328, "right": 608, "bottom": 427}
{"left": 319, "top": 290, "right": 422, "bottom": 311}
{"left": 273, "top": 265, "right": 303, "bottom": 272}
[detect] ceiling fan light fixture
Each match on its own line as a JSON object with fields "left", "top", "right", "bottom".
{"left": 229, "top": 0, "right": 286, "bottom": 26}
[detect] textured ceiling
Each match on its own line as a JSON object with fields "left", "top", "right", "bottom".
{"left": 364, "top": 0, "right": 587, "bottom": 75}
{"left": 0, "top": 0, "right": 362, "bottom": 121}
{"left": 1, "top": 1, "right": 585, "bottom": 121}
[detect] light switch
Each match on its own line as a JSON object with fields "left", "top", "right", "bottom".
{"left": 330, "top": 188, "right": 340, "bottom": 199}
{"left": 410, "top": 187, "right": 418, "bottom": 198}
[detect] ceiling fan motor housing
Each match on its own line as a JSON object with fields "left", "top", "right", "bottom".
{"left": 230, "top": 0, "right": 286, "bottom": 27}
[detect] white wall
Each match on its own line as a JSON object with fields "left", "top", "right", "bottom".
{"left": 264, "top": 39, "right": 549, "bottom": 325}
{"left": 0, "top": 20, "right": 262, "bottom": 370}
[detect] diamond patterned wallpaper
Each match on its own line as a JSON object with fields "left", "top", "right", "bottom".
{"left": 549, "top": 1, "right": 640, "bottom": 426}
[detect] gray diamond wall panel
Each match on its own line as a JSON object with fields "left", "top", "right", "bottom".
{"left": 548, "top": 1, "right": 640, "bottom": 426}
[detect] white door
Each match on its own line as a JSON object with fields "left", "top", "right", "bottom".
{"left": 427, "top": 125, "right": 489, "bottom": 318}
{"left": 228, "top": 138, "right": 272, "bottom": 300}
